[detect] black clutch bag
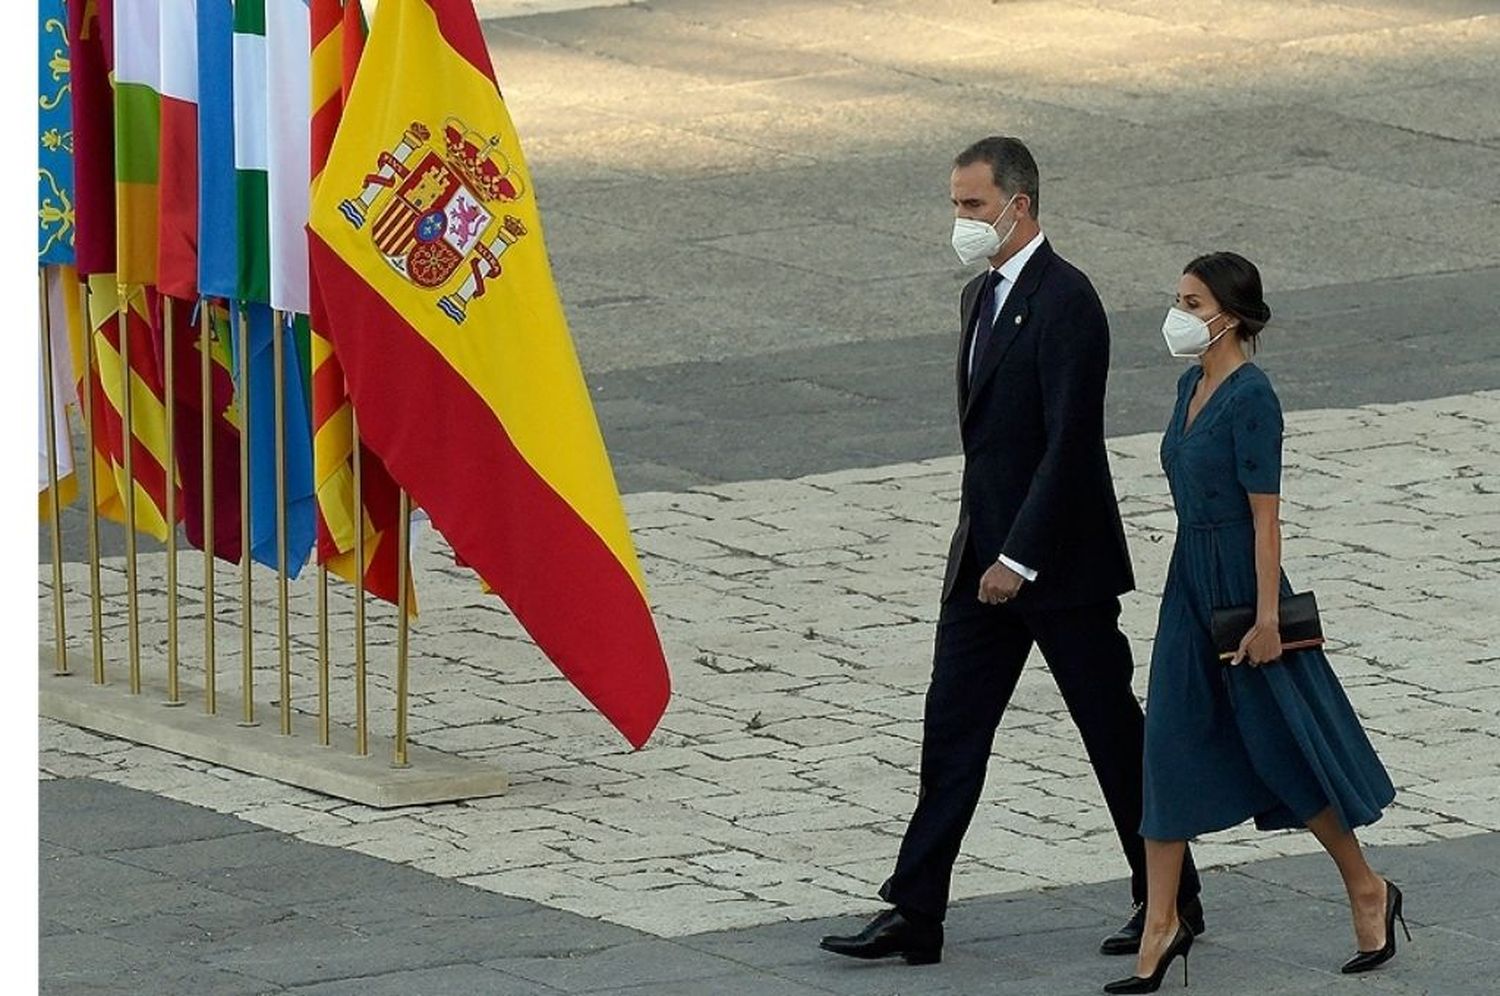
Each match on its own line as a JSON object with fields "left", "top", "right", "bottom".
{"left": 1211, "top": 591, "right": 1324, "bottom": 662}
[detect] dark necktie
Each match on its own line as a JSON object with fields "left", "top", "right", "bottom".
{"left": 969, "top": 269, "right": 1002, "bottom": 385}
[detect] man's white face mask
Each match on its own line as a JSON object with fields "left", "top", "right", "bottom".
{"left": 951, "top": 193, "right": 1019, "bottom": 265}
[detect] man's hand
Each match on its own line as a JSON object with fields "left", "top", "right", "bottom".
{"left": 978, "top": 561, "right": 1025, "bottom": 605}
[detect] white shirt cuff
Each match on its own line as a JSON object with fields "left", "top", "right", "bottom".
{"left": 998, "top": 554, "right": 1038, "bottom": 582}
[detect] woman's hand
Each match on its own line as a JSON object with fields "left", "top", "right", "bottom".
{"left": 1231, "top": 621, "right": 1283, "bottom": 666}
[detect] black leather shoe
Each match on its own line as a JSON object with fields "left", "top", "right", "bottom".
{"left": 1100, "top": 896, "right": 1206, "bottom": 955}
{"left": 819, "top": 908, "right": 943, "bottom": 965}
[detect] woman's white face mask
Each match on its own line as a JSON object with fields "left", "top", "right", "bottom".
{"left": 951, "top": 194, "right": 1019, "bottom": 265}
{"left": 1160, "top": 307, "right": 1232, "bottom": 359}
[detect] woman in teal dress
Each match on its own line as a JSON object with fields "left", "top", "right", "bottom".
{"left": 1104, "top": 254, "right": 1403, "bottom": 994}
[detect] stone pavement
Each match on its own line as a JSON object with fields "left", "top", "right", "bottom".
{"left": 41, "top": 388, "right": 1500, "bottom": 943}
{"left": 39, "top": 0, "right": 1500, "bottom": 991}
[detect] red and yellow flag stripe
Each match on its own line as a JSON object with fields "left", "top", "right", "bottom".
{"left": 86, "top": 277, "right": 179, "bottom": 541}
{"left": 309, "top": 0, "right": 358, "bottom": 561}
{"left": 308, "top": 0, "right": 412, "bottom": 609}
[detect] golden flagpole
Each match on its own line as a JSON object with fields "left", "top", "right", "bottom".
{"left": 352, "top": 412, "right": 368, "bottom": 756}
{"left": 238, "top": 305, "right": 256, "bottom": 726}
{"left": 163, "top": 296, "right": 181, "bottom": 705}
{"left": 119, "top": 288, "right": 141, "bottom": 695}
{"left": 200, "top": 301, "right": 217, "bottom": 713}
{"left": 273, "top": 310, "right": 292, "bottom": 736}
{"left": 80, "top": 282, "right": 105, "bottom": 684}
{"left": 393, "top": 491, "right": 411, "bottom": 767}
{"left": 40, "top": 270, "right": 69, "bottom": 675}
{"left": 317, "top": 563, "right": 330, "bottom": 745}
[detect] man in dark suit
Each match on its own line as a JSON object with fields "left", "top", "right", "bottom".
{"left": 820, "top": 136, "right": 1202, "bottom": 965}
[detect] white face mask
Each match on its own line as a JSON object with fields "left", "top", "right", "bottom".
{"left": 1160, "top": 307, "right": 1232, "bottom": 359}
{"left": 951, "top": 194, "right": 1019, "bottom": 265}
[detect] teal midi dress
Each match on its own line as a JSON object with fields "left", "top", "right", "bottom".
{"left": 1139, "top": 363, "right": 1395, "bottom": 840}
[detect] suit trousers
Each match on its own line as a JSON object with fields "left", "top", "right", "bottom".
{"left": 880, "top": 547, "right": 1201, "bottom": 921}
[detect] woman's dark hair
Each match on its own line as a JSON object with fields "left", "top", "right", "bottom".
{"left": 1183, "top": 252, "right": 1271, "bottom": 343}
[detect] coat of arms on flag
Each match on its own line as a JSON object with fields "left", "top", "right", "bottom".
{"left": 338, "top": 118, "right": 528, "bottom": 324}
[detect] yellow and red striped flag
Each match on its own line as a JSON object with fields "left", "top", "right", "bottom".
{"left": 308, "top": 0, "right": 669, "bottom": 748}
{"left": 85, "top": 278, "right": 179, "bottom": 540}
{"left": 308, "top": 0, "right": 412, "bottom": 610}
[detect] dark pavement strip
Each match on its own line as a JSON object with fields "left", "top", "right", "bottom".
{"left": 41, "top": 777, "right": 1500, "bottom": 995}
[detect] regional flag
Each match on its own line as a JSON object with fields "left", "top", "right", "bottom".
{"left": 39, "top": 0, "right": 75, "bottom": 264}
{"left": 39, "top": 266, "right": 85, "bottom": 517}
{"left": 113, "top": 0, "right": 163, "bottom": 287}
{"left": 308, "top": 0, "right": 670, "bottom": 748}
{"left": 157, "top": 0, "right": 199, "bottom": 300}
{"left": 69, "top": 0, "right": 116, "bottom": 276}
{"left": 234, "top": 0, "right": 272, "bottom": 304}
{"left": 198, "top": 0, "right": 239, "bottom": 299}
{"left": 266, "top": 0, "right": 311, "bottom": 315}
{"left": 223, "top": 0, "right": 316, "bottom": 576}
{"left": 233, "top": 302, "right": 316, "bottom": 575}
{"left": 86, "top": 278, "right": 180, "bottom": 541}
{"left": 171, "top": 298, "right": 242, "bottom": 562}
{"left": 308, "top": 0, "right": 412, "bottom": 610}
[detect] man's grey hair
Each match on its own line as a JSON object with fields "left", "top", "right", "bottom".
{"left": 954, "top": 136, "right": 1040, "bottom": 218}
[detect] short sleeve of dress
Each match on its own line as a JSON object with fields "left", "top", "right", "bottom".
{"left": 1232, "top": 376, "right": 1284, "bottom": 495}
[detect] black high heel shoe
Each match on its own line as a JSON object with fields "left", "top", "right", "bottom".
{"left": 1341, "top": 879, "right": 1409, "bottom": 974}
{"left": 1103, "top": 921, "right": 1193, "bottom": 994}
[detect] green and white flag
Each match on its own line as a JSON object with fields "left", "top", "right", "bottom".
{"left": 234, "top": 0, "right": 270, "bottom": 304}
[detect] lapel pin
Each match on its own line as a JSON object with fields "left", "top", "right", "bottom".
{"left": 1014, "top": 315, "right": 1023, "bottom": 325}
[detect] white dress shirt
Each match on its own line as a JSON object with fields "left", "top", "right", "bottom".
{"left": 967, "top": 230, "right": 1046, "bottom": 583}
{"left": 966, "top": 230, "right": 1046, "bottom": 379}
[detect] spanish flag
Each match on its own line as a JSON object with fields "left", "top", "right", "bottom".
{"left": 308, "top": 0, "right": 669, "bottom": 749}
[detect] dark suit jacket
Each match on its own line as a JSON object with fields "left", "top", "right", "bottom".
{"left": 943, "top": 239, "right": 1135, "bottom": 610}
